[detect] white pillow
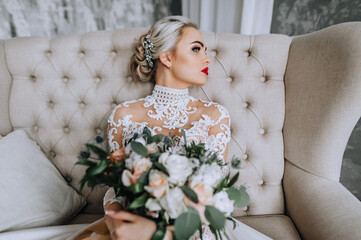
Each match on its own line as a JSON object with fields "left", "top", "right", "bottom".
{"left": 0, "top": 130, "right": 86, "bottom": 232}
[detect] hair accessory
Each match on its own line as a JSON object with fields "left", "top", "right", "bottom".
{"left": 143, "top": 34, "right": 154, "bottom": 68}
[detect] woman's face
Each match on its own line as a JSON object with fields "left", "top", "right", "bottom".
{"left": 170, "top": 27, "right": 210, "bottom": 87}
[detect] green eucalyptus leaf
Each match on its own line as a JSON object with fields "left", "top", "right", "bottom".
{"left": 181, "top": 129, "right": 187, "bottom": 145}
{"left": 126, "top": 183, "right": 144, "bottom": 194}
{"left": 85, "top": 144, "right": 108, "bottom": 159}
{"left": 153, "top": 162, "right": 169, "bottom": 176}
{"left": 138, "top": 169, "right": 150, "bottom": 185}
{"left": 151, "top": 227, "right": 166, "bottom": 240}
{"left": 215, "top": 177, "right": 228, "bottom": 194}
{"left": 76, "top": 159, "right": 96, "bottom": 167}
{"left": 226, "top": 186, "right": 250, "bottom": 208}
{"left": 181, "top": 185, "right": 199, "bottom": 203}
{"left": 174, "top": 207, "right": 201, "bottom": 240}
{"left": 227, "top": 172, "right": 239, "bottom": 188}
{"left": 87, "top": 160, "right": 108, "bottom": 176}
{"left": 131, "top": 141, "right": 148, "bottom": 157}
{"left": 128, "top": 193, "right": 148, "bottom": 209}
{"left": 205, "top": 205, "right": 226, "bottom": 230}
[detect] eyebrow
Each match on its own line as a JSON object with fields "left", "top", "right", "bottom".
{"left": 191, "top": 41, "right": 207, "bottom": 50}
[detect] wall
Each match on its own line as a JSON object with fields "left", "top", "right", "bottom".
{"left": 271, "top": 0, "right": 361, "bottom": 200}
{"left": 0, "top": 0, "right": 181, "bottom": 39}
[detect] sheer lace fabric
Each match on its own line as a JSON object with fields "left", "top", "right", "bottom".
{"left": 105, "top": 85, "right": 231, "bottom": 239}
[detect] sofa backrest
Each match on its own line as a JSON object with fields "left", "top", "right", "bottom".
{"left": 0, "top": 29, "right": 292, "bottom": 215}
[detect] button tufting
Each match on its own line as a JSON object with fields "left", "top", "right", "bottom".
{"left": 210, "top": 50, "right": 217, "bottom": 57}
{"left": 64, "top": 126, "right": 70, "bottom": 133}
{"left": 260, "top": 76, "right": 266, "bottom": 82}
{"left": 33, "top": 125, "right": 39, "bottom": 131}
{"left": 63, "top": 76, "right": 69, "bottom": 83}
{"left": 48, "top": 101, "right": 55, "bottom": 108}
{"left": 80, "top": 102, "right": 86, "bottom": 108}
{"left": 45, "top": 50, "right": 52, "bottom": 57}
{"left": 242, "top": 102, "right": 248, "bottom": 108}
{"left": 226, "top": 77, "right": 232, "bottom": 83}
{"left": 96, "top": 128, "right": 102, "bottom": 134}
{"left": 31, "top": 75, "right": 37, "bottom": 82}
{"left": 79, "top": 50, "right": 85, "bottom": 57}
{"left": 258, "top": 179, "right": 264, "bottom": 185}
{"left": 111, "top": 51, "right": 117, "bottom": 57}
{"left": 111, "top": 103, "right": 117, "bottom": 108}
{"left": 242, "top": 153, "right": 248, "bottom": 160}
{"left": 259, "top": 128, "right": 265, "bottom": 135}
{"left": 49, "top": 150, "right": 56, "bottom": 158}
{"left": 65, "top": 176, "right": 72, "bottom": 183}
{"left": 127, "top": 76, "right": 133, "bottom": 82}
{"left": 244, "top": 50, "right": 251, "bottom": 57}
{"left": 95, "top": 77, "right": 101, "bottom": 83}
{"left": 242, "top": 206, "right": 248, "bottom": 211}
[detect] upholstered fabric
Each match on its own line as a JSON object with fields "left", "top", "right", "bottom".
{"left": 236, "top": 215, "right": 300, "bottom": 240}
{"left": 0, "top": 29, "right": 292, "bottom": 216}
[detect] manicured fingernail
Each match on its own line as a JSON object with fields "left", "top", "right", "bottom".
{"left": 105, "top": 210, "right": 115, "bottom": 215}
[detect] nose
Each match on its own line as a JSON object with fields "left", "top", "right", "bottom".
{"left": 204, "top": 53, "right": 210, "bottom": 64}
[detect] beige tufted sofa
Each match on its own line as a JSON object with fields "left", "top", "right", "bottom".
{"left": 1, "top": 22, "right": 361, "bottom": 240}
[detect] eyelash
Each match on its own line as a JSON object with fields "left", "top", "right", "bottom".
{"left": 192, "top": 47, "right": 207, "bottom": 54}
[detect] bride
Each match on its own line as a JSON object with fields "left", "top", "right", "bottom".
{"left": 71, "top": 16, "right": 272, "bottom": 240}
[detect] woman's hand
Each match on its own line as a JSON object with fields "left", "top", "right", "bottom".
{"left": 106, "top": 210, "right": 157, "bottom": 240}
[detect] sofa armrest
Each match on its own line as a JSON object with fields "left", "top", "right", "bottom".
{"left": 284, "top": 161, "right": 361, "bottom": 240}
{"left": 284, "top": 22, "right": 361, "bottom": 180}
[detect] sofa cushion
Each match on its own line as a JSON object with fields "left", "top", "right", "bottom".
{"left": 235, "top": 215, "right": 301, "bottom": 240}
{"left": 0, "top": 130, "right": 86, "bottom": 232}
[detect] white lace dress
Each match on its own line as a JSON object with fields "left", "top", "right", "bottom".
{"left": 105, "top": 85, "right": 272, "bottom": 240}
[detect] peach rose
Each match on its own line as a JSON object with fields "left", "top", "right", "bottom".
{"left": 122, "top": 158, "right": 152, "bottom": 186}
{"left": 109, "top": 148, "right": 126, "bottom": 162}
{"left": 133, "top": 157, "right": 152, "bottom": 178}
{"left": 144, "top": 170, "right": 168, "bottom": 198}
{"left": 190, "top": 182, "right": 213, "bottom": 205}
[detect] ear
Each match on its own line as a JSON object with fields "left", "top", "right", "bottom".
{"left": 159, "top": 51, "right": 173, "bottom": 68}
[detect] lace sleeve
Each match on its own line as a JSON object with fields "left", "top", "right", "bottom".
{"left": 103, "top": 187, "right": 126, "bottom": 209}
{"left": 108, "top": 105, "right": 125, "bottom": 152}
{"left": 207, "top": 104, "right": 231, "bottom": 163}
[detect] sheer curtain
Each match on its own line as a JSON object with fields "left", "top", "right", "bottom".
{"left": 182, "top": 0, "right": 274, "bottom": 35}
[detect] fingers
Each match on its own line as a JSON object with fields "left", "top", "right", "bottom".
{"left": 105, "top": 210, "right": 138, "bottom": 222}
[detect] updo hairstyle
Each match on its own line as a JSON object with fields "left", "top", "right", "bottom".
{"left": 129, "top": 16, "right": 198, "bottom": 83}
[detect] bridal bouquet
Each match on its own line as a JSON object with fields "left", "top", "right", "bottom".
{"left": 76, "top": 127, "right": 249, "bottom": 240}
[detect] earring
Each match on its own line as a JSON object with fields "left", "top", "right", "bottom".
{"left": 168, "top": 65, "right": 172, "bottom": 69}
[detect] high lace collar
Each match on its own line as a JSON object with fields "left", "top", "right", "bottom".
{"left": 151, "top": 85, "right": 189, "bottom": 104}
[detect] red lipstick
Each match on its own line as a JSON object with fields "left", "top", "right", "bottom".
{"left": 201, "top": 67, "right": 209, "bottom": 75}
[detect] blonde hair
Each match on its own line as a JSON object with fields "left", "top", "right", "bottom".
{"left": 129, "top": 16, "right": 198, "bottom": 83}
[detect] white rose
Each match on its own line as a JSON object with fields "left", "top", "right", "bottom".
{"left": 160, "top": 154, "right": 192, "bottom": 185}
{"left": 160, "top": 187, "right": 187, "bottom": 219}
{"left": 210, "top": 191, "right": 235, "bottom": 217}
{"left": 135, "top": 137, "right": 146, "bottom": 145}
{"left": 147, "top": 143, "right": 159, "bottom": 154}
{"left": 125, "top": 143, "right": 132, "bottom": 155}
{"left": 190, "top": 157, "right": 200, "bottom": 169}
{"left": 145, "top": 198, "right": 162, "bottom": 212}
{"left": 125, "top": 152, "right": 143, "bottom": 170}
{"left": 191, "top": 162, "right": 223, "bottom": 188}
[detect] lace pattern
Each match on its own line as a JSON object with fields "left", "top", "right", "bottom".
{"left": 106, "top": 85, "right": 231, "bottom": 239}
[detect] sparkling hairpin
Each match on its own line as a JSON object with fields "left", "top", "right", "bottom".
{"left": 143, "top": 34, "right": 154, "bottom": 68}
